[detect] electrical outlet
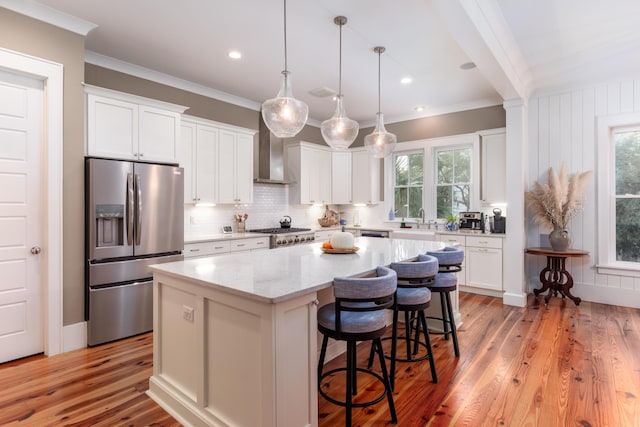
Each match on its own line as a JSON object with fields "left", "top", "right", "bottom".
{"left": 183, "top": 305, "right": 194, "bottom": 322}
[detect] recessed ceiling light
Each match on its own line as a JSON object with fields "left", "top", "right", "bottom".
{"left": 414, "top": 106, "right": 424, "bottom": 112}
{"left": 460, "top": 61, "right": 476, "bottom": 70}
{"left": 228, "top": 50, "right": 242, "bottom": 59}
{"left": 400, "top": 77, "right": 412, "bottom": 84}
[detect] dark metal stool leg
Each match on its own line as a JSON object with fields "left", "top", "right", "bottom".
{"left": 374, "top": 338, "right": 398, "bottom": 424}
{"left": 444, "top": 291, "right": 460, "bottom": 357}
{"left": 419, "top": 310, "right": 438, "bottom": 383}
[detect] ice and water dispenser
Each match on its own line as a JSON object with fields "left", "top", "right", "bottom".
{"left": 95, "top": 204, "right": 124, "bottom": 248}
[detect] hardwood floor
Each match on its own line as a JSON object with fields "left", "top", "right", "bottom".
{"left": 1, "top": 293, "right": 638, "bottom": 426}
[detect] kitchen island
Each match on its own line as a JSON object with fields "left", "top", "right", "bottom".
{"left": 148, "top": 237, "right": 450, "bottom": 427}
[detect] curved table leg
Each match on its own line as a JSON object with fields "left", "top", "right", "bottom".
{"left": 533, "top": 257, "right": 553, "bottom": 298}
{"left": 534, "top": 256, "right": 581, "bottom": 306}
{"left": 556, "top": 257, "right": 581, "bottom": 306}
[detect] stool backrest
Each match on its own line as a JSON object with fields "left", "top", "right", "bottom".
{"left": 425, "top": 247, "right": 464, "bottom": 273}
{"left": 332, "top": 266, "right": 397, "bottom": 335}
{"left": 391, "top": 255, "right": 438, "bottom": 286}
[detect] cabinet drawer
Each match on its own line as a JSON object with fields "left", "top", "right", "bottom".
{"left": 436, "top": 234, "right": 465, "bottom": 246}
{"left": 466, "top": 236, "right": 503, "bottom": 249}
{"left": 230, "top": 237, "right": 270, "bottom": 252}
{"left": 184, "top": 241, "right": 230, "bottom": 258}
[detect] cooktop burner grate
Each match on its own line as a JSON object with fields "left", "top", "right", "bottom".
{"left": 249, "top": 227, "right": 312, "bottom": 234}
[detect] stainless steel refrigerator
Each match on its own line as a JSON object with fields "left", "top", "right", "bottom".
{"left": 85, "top": 158, "right": 184, "bottom": 346}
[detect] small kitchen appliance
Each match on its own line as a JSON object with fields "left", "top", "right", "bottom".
{"left": 490, "top": 208, "right": 506, "bottom": 234}
{"left": 459, "top": 212, "right": 484, "bottom": 232}
{"left": 248, "top": 227, "right": 315, "bottom": 248}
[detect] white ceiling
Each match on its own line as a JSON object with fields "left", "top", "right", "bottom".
{"left": 19, "top": 0, "right": 640, "bottom": 126}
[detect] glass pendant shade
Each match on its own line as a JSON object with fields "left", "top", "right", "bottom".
{"left": 321, "top": 95, "right": 359, "bottom": 150}
{"left": 364, "top": 112, "right": 397, "bottom": 158}
{"left": 262, "top": 70, "right": 309, "bottom": 138}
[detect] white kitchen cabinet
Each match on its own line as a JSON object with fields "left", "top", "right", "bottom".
{"left": 180, "top": 116, "right": 256, "bottom": 205}
{"left": 183, "top": 241, "right": 230, "bottom": 258}
{"left": 85, "top": 85, "right": 186, "bottom": 163}
{"left": 331, "top": 151, "right": 352, "bottom": 204}
{"left": 351, "top": 149, "right": 380, "bottom": 204}
{"left": 465, "top": 235, "right": 503, "bottom": 292}
{"left": 184, "top": 237, "right": 269, "bottom": 258}
{"left": 286, "top": 142, "right": 332, "bottom": 205}
{"left": 179, "top": 119, "right": 218, "bottom": 204}
{"left": 314, "top": 229, "right": 337, "bottom": 242}
{"left": 479, "top": 129, "right": 506, "bottom": 205}
{"left": 218, "top": 128, "right": 254, "bottom": 204}
{"left": 229, "top": 237, "right": 269, "bottom": 252}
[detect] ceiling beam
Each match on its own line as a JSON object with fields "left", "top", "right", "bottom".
{"left": 432, "top": 0, "right": 531, "bottom": 101}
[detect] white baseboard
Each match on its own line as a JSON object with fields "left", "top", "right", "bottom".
{"left": 503, "top": 291, "right": 527, "bottom": 307}
{"left": 63, "top": 321, "right": 87, "bottom": 352}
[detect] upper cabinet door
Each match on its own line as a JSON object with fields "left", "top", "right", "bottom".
{"left": 87, "top": 94, "right": 138, "bottom": 161}
{"left": 85, "top": 85, "right": 187, "bottom": 164}
{"left": 138, "top": 105, "right": 181, "bottom": 164}
{"left": 195, "top": 124, "right": 219, "bottom": 204}
{"left": 179, "top": 121, "right": 197, "bottom": 203}
{"left": 352, "top": 150, "right": 380, "bottom": 204}
{"left": 332, "top": 151, "right": 352, "bottom": 204}
{"left": 234, "top": 133, "right": 254, "bottom": 204}
{"left": 480, "top": 130, "right": 506, "bottom": 205}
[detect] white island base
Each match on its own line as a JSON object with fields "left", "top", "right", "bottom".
{"left": 147, "top": 238, "right": 451, "bottom": 427}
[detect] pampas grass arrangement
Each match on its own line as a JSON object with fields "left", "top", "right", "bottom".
{"left": 525, "top": 163, "right": 593, "bottom": 231}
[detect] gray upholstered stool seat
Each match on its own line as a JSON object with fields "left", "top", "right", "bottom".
{"left": 423, "top": 248, "right": 464, "bottom": 357}
{"left": 369, "top": 255, "right": 439, "bottom": 389}
{"left": 317, "top": 266, "right": 398, "bottom": 426}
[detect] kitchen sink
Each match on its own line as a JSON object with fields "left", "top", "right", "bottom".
{"left": 390, "top": 229, "right": 436, "bottom": 241}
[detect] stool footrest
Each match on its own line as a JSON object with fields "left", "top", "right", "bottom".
{"left": 319, "top": 367, "right": 389, "bottom": 408}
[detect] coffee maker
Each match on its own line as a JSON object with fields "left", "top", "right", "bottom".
{"left": 459, "top": 212, "right": 484, "bottom": 232}
{"left": 490, "top": 208, "right": 506, "bottom": 233}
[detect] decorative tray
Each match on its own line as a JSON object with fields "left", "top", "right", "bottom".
{"left": 321, "top": 246, "right": 359, "bottom": 254}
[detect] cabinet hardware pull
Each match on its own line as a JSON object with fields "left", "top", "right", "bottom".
{"left": 237, "top": 244, "right": 245, "bottom": 247}
{"left": 189, "top": 249, "right": 200, "bottom": 252}
{"left": 311, "top": 299, "right": 319, "bottom": 306}
{"left": 215, "top": 246, "right": 224, "bottom": 249}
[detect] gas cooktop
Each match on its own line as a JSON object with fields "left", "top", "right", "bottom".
{"left": 249, "top": 227, "right": 312, "bottom": 234}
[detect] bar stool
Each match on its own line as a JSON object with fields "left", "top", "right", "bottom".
{"left": 369, "top": 255, "right": 439, "bottom": 390}
{"left": 317, "top": 266, "right": 398, "bottom": 426}
{"left": 424, "top": 248, "right": 464, "bottom": 357}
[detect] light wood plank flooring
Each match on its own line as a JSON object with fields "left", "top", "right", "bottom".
{"left": 1, "top": 293, "right": 638, "bottom": 426}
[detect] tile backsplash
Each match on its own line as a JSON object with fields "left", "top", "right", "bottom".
{"left": 184, "top": 183, "right": 384, "bottom": 236}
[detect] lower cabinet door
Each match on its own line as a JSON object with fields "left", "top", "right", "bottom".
{"left": 466, "top": 247, "right": 503, "bottom": 291}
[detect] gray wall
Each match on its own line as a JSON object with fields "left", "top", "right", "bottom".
{"left": 0, "top": 8, "right": 86, "bottom": 326}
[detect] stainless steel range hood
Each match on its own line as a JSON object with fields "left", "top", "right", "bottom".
{"left": 254, "top": 115, "right": 293, "bottom": 185}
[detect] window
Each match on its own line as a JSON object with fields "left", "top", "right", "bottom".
{"left": 435, "top": 146, "right": 471, "bottom": 218}
{"left": 393, "top": 152, "right": 423, "bottom": 218}
{"left": 613, "top": 128, "right": 640, "bottom": 262}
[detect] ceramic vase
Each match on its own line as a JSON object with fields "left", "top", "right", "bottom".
{"left": 549, "top": 227, "right": 570, "bottom": 251}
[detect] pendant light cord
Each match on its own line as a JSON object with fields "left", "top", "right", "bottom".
{"left": 377, "top": 49, "right": 381, "bottom": 114}
{"left": 283, "top": 0, "right": 288, "bottom": 71}
{"left": 338, "top": 20, "right": 343, "bottom": 96}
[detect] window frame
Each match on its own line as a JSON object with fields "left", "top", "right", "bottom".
{"left": 384, "top": 133, "right": 480, "bottom": 221}
{"left": 392, "top": 150, "right": 424, "bottom": 219}
{"left": 597, "top": 112, "right": 640, "bottom": 275}
{"left": 434, "top": 144, "right": 473, "bottom": 218}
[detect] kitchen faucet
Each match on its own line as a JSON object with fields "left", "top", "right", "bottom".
{"left": 418, "top": 208, "right": 425, "bottom": 228}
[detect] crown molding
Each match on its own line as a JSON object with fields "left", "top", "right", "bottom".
{"left": 0, "top": 0, "right": 96, "bottom": 35}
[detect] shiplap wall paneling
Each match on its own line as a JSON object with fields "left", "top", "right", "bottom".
{"left": 526, "top": 78, "right": 640, "bottom": 307}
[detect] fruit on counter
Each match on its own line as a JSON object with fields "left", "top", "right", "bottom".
{"left": 330, "top": 231, "right": 355, "bottom": 249}
{"left": 322, "top": 241, "right": 333, "bottom": 249}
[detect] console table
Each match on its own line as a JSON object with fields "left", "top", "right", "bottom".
{"left": 526, "top": 247, "right": 588, "bottom": 306}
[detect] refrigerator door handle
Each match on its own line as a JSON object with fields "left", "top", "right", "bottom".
{"left": 127, "top": 173, "right": 134, "bottom": 246}
{"left": 136, "top": 173, "right": 142, "bottom": 246}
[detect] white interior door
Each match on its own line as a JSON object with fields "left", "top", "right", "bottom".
{"left": 0, "top": 69, "right": 43, "bottom": 363}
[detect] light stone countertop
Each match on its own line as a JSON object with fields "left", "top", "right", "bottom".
{"left": 152, "top": 237, "right": 450, "bottom": 304}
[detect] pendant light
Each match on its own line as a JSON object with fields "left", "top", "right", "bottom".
{"left": 261, "top": 0, "right": 308, "bottom": 138}
{"left": 321, "top": 16, "right": 359, "bottom": 150}
{"left": 364, "top": 46, "right": 397, "bottom": 158}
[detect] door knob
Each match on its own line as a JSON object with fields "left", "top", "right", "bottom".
{"left": 31, "top": 246, "right": 42, "bottom": 255}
